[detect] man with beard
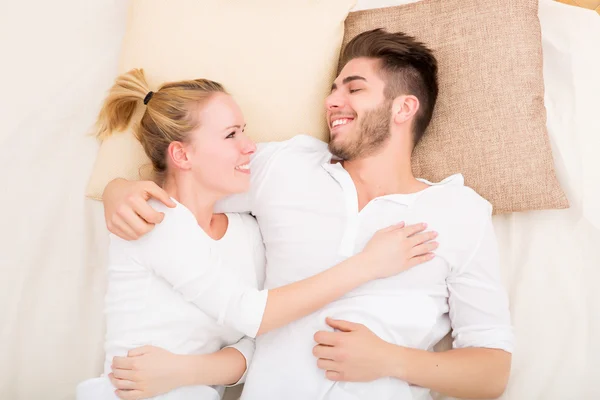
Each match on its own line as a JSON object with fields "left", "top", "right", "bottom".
{"left": 102, "top": 29, "right": 513, "bottom": 400}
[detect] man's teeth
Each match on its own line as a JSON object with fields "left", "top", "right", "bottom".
{"left": 235, "top": 164, "right": 250, "bottom": 170}
{"left": 332, "top": 118, "right": 352, "bottom": 128}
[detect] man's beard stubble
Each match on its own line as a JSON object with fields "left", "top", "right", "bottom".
{"left": 328, "top": 100, "right": 392, "bottom": 161}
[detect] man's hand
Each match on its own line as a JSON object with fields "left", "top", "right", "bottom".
{"left": 109, "top": 345, "right": 190, "bottom": 400}
{"left": 312, "top": 318, "right": 399, "bottom": 382}
{"left": 103, "top": 178, "right": 175, "bottom": 240}
{"left": 314, "top": 318, "right": 511, "bottom": 399}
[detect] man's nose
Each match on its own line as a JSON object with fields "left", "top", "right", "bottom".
{"left": 325, "top": 91, "right": 344, "bottom": 110}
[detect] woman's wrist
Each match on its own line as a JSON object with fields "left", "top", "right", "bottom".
{"left": 351, "top": 251, "right": 379, "bottom": 282}
{"left": 178, "top": 353, "right": 207, "bottom": 387}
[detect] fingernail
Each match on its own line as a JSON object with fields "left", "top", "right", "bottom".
{"left": 422, "top": 223, "right": 428, "bottom": 228}
{"left": 432, "top": 231, "right": 438, "bottom": 237}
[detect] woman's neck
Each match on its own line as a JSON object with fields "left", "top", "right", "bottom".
{"left": 162, "top": 174, "right": 219, "bottom": 232}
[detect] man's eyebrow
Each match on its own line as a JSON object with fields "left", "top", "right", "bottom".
{"left": 331, "top": 75, "right": 368, "bottom": 92}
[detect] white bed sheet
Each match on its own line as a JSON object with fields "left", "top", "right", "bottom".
{"left": 0, "top": 1, "right": 598, "bottom": 399}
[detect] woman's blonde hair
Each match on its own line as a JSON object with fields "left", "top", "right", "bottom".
{"left": 96, "top": 68, "right": 226, "bottom": 181}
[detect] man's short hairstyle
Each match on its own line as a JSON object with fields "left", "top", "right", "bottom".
{"left": 340, "top": 28, "right": 439, "bottom": 147}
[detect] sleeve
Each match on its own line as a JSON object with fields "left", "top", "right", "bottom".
{"left": 223, "top": 214, "right": 265, "bottom": 386}
{"left": 214, "top": 141, "right": 284, "bottom": 214}
{"left": 135, "top": 204, "right": 268, "bottom": 338}
{"left": 223, "top": 336, "right": 256, "bottom": 386}
{"left": 447, "top": 216, "right": 514, "bottom": 353}
{"left": 247, "top": 214, "right": 266, "bottom": 290}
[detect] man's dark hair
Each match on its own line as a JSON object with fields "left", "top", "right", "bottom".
{"left": 340, "top": 28, "right": 439, "bottom": 147}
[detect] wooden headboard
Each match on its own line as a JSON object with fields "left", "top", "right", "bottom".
{"left": 556, "top": 0, "right": 600, "bottom": 14}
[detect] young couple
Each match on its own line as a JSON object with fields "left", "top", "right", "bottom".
{"left": 78, "top": 29, "right": 513, "bottom": 400}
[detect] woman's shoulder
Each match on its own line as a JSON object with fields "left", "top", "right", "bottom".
{"left": 228, "top": 212, "right": 261, "bottom": 238}
{"left": 148, "top": 199, "right": 197, "bottom": 226}
{"left": 141, "top": 199, "right": 206, "bottom": 245}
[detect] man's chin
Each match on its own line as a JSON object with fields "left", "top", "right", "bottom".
{"left": 328, "top": 141, "right": 348, "bottom": 160}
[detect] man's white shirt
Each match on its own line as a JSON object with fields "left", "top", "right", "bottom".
{"left": 217, "top": 135, "right": 513, "bottom": 400}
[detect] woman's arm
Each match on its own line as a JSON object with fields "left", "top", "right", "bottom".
{"left": 257, "top": 220, "right": 434, "bottom": 334}
{"left": 110, "top": 345, "right": 248, "bottom": 399}
{"left": 140, "top": 205, "right": 438, "bottom": 338}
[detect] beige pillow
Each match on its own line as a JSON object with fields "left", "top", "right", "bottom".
{"left": 342, "top": 0, "right": 569, "bottom": 214}
{"left": 86, "top": 0, "right": 356, "bottom": 200}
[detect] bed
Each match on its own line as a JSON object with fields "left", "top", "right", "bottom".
{"left": 1, "top": 1, "right": 598, "bottom": 399}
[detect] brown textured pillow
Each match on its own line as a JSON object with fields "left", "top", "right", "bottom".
{"left": 342, "top": 0, "right": 569, "bottom": 213}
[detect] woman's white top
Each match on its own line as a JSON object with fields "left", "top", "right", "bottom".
{"left": 79, "top": 200, "right": 267, "bottom": 399}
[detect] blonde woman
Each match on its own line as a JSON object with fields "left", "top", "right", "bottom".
{"left": 76, "top": 69, "right": 436, "bottom": 400}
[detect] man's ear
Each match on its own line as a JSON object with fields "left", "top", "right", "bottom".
{"left": 392, "top": 95, "right": 420, "bottom": 125}
{"left": 167, "top": 141, "right": 191, "bottom": 170}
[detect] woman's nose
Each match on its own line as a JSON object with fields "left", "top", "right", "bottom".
{"left": 241, "top": 135, "right": 256, "bottom": 155}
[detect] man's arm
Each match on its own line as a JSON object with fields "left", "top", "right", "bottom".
{"left": 313, "top": 216, "right": 513, "bottom": 399}
{"left": 391, "top": 346, "right": 511, "bottom": 399}
{"left": 313, "top": 319, "right": 510, "bottom": 399}
{"left": 103, "top": 140, "right": 283, "bottom": 240}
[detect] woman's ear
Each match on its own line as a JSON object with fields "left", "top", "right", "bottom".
{"left": 167, "top": 141, "right": 192, "bottom": 170}
{"left": 392, "top": 95, "right": 420, "bottom": 125}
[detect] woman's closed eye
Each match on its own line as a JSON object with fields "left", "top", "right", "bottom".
{"left": 226, "top": 131, "right": 236, "bottom": 139}
{"left": 349, "top": 88, "right": 362, "bottom": 94}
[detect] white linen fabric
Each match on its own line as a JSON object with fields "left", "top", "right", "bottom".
{"left": 1, "top": 1, "right": 598, "bottom": 400}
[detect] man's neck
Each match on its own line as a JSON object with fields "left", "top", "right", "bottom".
{"left": 342, "top": 149, "right": 428, "bottom": 211}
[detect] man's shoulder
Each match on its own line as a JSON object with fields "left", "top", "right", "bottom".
{"left": 446, "top": 185, "right": 492, "bottom": 218}
{"left": 256, "top": 134, "right": 328, "bottom": 156}
{"left": 425, "top": 174, "right": 492, "bottom": 218}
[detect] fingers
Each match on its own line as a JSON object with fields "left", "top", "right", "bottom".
{"left": 112, "top": 356, "right": 135, "bottom": 370}
{"left": 109, "top": 373, "right": 138, "bottom": 390}
{"left": 408, "top": 230, "right": 438, "bottom": 247}
{"left": 409, "top": 241, "right": 439, "bottom": 258}
{"left": 317, "top": 358, "right": 340, "bottom": 371}
{"left": 112, "top": 368, "right": 137, "bottom": 381}
{"left": 109, "top": 216, "right": 139, "bottom": 241}
{"left": 313, "top": 344, "right": 336, "bottom": 359}
{"left": 116, "top": 206, "right": 153, "bottom": 239}
{"left": 401, "top": 223, "right": 428, "bottom": 238}
{"left": 405, "top": 253, "right": 436, "bottom": 268}
{"left": 380, "top": 221, "right": 405, "bottom": 233}
{"left": 313, "top": 331, "right": 340, "bottom": 346}
{"left": 115, "top": 389, "right": 144, "bottom": 400}
{"left": 325, "top": 318, "right": 361, "bottom": 332}
{"left": 325, "top": 370, "right": 344, "bottom": 381}
{"left": 145, "top": 183, "right": 176, "bottom": 208}
{"left": 127, "top": 345, "right": 153, "bottom": 357}
{"left": 131, "top": 196, "right": 165, "bottom": 225}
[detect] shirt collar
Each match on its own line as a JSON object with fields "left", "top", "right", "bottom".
{"left": 321, "top": 154, "right": 464, "bottom": 207}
